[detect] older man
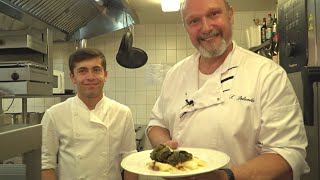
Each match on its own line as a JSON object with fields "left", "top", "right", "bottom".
{"left": 147, "top": 0, "right": 310, "bottom": 179}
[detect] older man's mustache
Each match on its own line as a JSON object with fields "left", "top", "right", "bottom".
{"left": 198, "top": 30, "right": 221, "bottom": 41}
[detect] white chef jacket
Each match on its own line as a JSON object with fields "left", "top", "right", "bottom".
{"left": 148, "top": 42, "right": 310, "bottom": 180}
{"left": 41, "top": 95, "right": 137, "bottom": 180}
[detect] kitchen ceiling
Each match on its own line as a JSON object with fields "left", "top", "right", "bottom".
{"left": 128, "top": 0, "right": 277, "bottom": 24}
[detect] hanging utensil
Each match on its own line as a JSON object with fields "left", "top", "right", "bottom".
{"left": 116, "top": 13, "right": 148, "bottom": 69}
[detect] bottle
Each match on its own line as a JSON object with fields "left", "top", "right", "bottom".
{"left": 272, "top": 14, "right": 278, "bottom": 55}
{"left": 261, "top": 18, "right": 267, "bottom": 43}
{"left": 266, "top": 13, "right": 274, "bottom": 41}
{"left": 271, "top": 14, "right": 279, "bottom": 63}
{"left": 272, "top": 14, "right": 278, "bottom": 38}
{"left": 267, "top": 13, "right": 273, "bottom": 26}
{"left": 272, "top": 35, "right": 279, "bottom": 63}
{"left": 266, "top": 25, "right": 273, "bottom": 41}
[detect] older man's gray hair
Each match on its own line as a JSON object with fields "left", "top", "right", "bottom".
{"left": 181, "top": 0, "right": 231, "bottom": 12}
{"left": 181, "top": 0, "right": 232, "bottom": 24}
{"left": 224, "top": 0, "right": 231, "bottom": 10}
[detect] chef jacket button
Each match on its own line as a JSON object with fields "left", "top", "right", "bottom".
{"left": 103, "top": 173, "right": 107, "bottom": 177}
{"left": 101, "top": 152, "right": 107, "bottom": 157}
{"left": 217, "top": 98, "right": 220, "bottom": 101}
{"left": 74, "top": 112, "right": 78, "bottom": 116}
{"left": 76, "top": 133, "right": 80, "bottom": 137}
{"left": 77, "top": 155, "right": 81, "bottom": 159}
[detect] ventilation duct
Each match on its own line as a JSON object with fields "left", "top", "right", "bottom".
{"left": 0, "top": 0, "right": 138, "bottom": 41}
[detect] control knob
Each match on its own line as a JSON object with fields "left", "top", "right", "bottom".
{"left": 11, "top": 72, "right": 20, "bottom": 81}
{"left": 286, "top": 42, "right": 296, "bottom": 57}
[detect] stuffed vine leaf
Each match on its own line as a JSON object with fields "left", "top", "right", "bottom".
{"left": 150, "top": 144, "right": 193, "bottom": 166}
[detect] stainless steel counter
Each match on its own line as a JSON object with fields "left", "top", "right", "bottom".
{"left": 134, "top": 124, "right": 147, "bottom": 151}
{"left": 0, "top": 124, "right": 41, "bottom": 180}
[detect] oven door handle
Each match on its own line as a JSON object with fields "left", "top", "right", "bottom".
{"left": 301, "top": 66, "right": 320, "bottom": 126}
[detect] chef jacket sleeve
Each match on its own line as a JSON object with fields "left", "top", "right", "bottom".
{"left": 258, "top": 63, "right": 310, "bottom": 180}
{"left": 120, "top": 108, "right": 137, "bottom": 160}
{"left": 41, "top": 110, "right": 59, "bottom": 170}
{"left": 145, "top": 71, "right": 173, "bottom": 147}
{"left": 147, "top": 68, "right": 172, "bottom": 131}
{"left": 148, "top": 96, "right": 168, "bottom": 129}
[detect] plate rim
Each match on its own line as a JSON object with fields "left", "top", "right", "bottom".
{"left": 121, "top": 147, "right": 230, "bottom": 178}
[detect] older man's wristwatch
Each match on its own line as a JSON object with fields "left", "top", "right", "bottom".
{"left": 220, "top": 168, "right": 235, "bottom": 180}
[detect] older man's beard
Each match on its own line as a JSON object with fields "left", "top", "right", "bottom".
{"left": 197, "top": 30, "right": 228, "bottom": 58}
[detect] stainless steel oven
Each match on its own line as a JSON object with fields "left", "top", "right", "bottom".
{"left": 278, "top": 0, "right": 320, "bottom": 179}
{"left": 0, "top": 29, "right": 53, "bottom": 95}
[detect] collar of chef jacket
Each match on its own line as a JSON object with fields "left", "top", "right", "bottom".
{"left": 74, "top": 95, "right": 111, "bottom": 127}
{"left": 179, "top": 69, "right": 224, "bottom": 117}
{"left": 179, "top": 41, "right": 239, "bottom": 117}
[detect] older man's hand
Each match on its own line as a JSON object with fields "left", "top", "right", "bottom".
{"left": 164, "top": 170, "right": 228, "bottom": 180}
{"left": 163, "top": 140, "right": 178, "bottom": 149}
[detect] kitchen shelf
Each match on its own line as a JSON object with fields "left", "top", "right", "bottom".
{"left": 134, "top": 124, "right": 147, "bottom": 151}
{"left": 0, "top": 94, "right": 74, "bottom": 124}
{"left": 0, "top": 124, "right": 41, "bottom": 180}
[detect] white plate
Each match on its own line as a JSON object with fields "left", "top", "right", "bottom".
{"left": 121, "top": 147, "right": 230, "bottom": 178}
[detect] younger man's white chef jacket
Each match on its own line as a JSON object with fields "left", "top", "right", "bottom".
{"left": 42, "top": 95, "right": 137, "bottom": 180}
{"left": 148, "top": 42, "right": 310, "bottom": 180}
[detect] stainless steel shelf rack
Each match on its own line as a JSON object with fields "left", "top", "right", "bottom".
{"left": 0, "top": 124, "right": 41, "bottom": 180}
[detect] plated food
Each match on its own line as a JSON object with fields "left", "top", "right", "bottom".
{"left": 148, "top": 144, "right": 207, "bottom": 172}
{"left": 121, "top": 146, "right": 230, "bottom": 178}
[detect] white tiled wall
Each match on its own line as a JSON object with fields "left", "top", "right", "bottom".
{"left": 1, "top": 10, "right": 274, "bottom": 180}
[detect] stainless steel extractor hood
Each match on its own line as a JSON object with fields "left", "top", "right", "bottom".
{"left": 0, "top": 0, "right": 138, "bottom": 41}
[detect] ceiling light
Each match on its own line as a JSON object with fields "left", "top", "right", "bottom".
{"left": 95, "top": 0, "right": 104, "bottom": 6}
{"left": 161, "top": 0, "right": 181, "bottom": 12}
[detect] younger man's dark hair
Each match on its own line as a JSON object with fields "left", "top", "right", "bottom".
{"left": 69, "top": 48, "right": 106, "bottom": 74}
